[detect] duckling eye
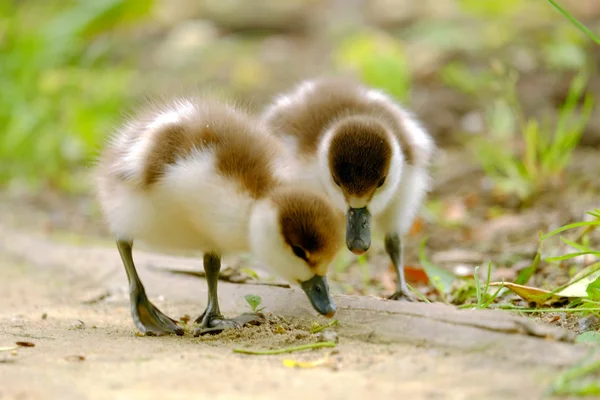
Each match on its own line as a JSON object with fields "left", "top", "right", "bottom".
{"left": 377, "top": 176, "right": 386, "bottom": 188}
{"left": 292, "top": 245, "right": 308, "bottom": 261}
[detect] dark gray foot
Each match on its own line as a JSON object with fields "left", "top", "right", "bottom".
{"left": 192, "top": 311, "right": 262, "bottom": 336}
{"left": 384, "top": 233, "right": 418, "bottom": 303}
{"left": 117, "top": 240, "right": 183, "bottom": 336}
{"left": 133, "top": 291, "right": 184, "bottom": 336}
{"left": 193, "top": 252, "right": 263, "bottom": 336}
{"left": 388, "top": 288, "right": 416, "bottom": 302}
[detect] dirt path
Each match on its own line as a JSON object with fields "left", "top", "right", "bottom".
{"left": 0, "top": 223, "right": 593, "bottom": 400}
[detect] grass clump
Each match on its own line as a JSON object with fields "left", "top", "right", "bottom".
{"left": 471, "top": 67, "right": 593, "bottom": 203}
{"left": 0, "top": 1, "right": 152, "bottom": 192}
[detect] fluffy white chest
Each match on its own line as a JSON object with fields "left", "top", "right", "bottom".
{"left": 99, "top": 152, "right": 253, "bottom": 255}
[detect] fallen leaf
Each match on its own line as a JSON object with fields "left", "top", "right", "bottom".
{"left": 490, "top": 263, "right": 600, "bottom": 305}
{"left": 147, "top": 259, "right": 290, "bottom": 287}
{"left": 556, "top": 264, "right": 600, "bottom": 298}
{"left": 488, "top": 282, "right": 567, "bottom": 306}
{"left": 15, "top": 341, "right": 35, "bottom": 348}
{"left": 404, "top": 265, "right": 430, "bottom": 285}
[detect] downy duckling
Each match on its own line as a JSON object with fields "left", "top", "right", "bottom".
{"left": 262, "top": 77, "right": 434, "bottom": 300}
{"left": 96, "top": 97, "right": 342, "bottom": 336}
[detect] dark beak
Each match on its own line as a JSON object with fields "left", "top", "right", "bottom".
{"left": 346, "top": 207, "right": 371, "bottom": 255}
{"left": 300, "top": 275, "right": 336, "bottom": 318}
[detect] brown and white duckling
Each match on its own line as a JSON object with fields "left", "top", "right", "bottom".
{"left": 95, "top": 96, "right": 342, "bottom": 336}
{"left": 262, "top": 77, "right": 434, "bottom": 300}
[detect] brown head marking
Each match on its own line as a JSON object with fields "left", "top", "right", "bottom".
{"left": 272, "top": 188, "right": 342, "bottom": 276}
{"left": 264, "top": 77, "right": 415, "bottom": 165}
{"left": 327, "top": 116, "right": 392, "bottom": 198}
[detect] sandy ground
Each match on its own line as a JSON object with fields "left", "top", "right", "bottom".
{"left": 0, "top": 224, "right": 592, "bottom": 400}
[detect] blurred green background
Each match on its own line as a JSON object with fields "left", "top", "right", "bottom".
{"left": 0, "top": 0, "right": 598, "bottom": 195}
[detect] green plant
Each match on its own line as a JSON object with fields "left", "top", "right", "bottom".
{"left": 472, "top": 264, "right": 503, "bottom": 309}
{"left": 244, "top": 294, "right": 265, "bottom": 313}
{"left": 0, "top": 1, "right": 152, "bottom": 192}
{"left": 311, "top": 319, "right": 339, "bottom": 334}
{"left": 471, "top": 68, "right": 593, "bottom": 201}
{"left": 495, "top": 210, "right": 600, "bottom": 316}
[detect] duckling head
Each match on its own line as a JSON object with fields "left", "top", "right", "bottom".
{"left": 318, "top": 116, "right": 404, "bottom": 255}
{"left": 249, "top": 187, "right": 343, "bottom": 317}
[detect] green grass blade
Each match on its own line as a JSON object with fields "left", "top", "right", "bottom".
{"left": 474, "top": 266, "right": 482, "bottom": 306}
{"left": 482, "top": 284, "right": 505, "bottom": 309}
{"left": 560, "top": 237, "right": 593, "bottom": 253}
{"left": 587, "top": 209, "right": 600, "bottom": 219}
{"left": 541, "top": 220, "right": 600, "bottom": 240}
{"left": 524, "top": 119, "right": 539, "bottom": 179}
{"left": 515, "top": 252, "right": 540, "bottom": 285}
{"left": 546, "top": 0, "right": 600, "bottom": 44}
{"left": 546, "top": 251, "right": 600, "bottom": 262}
{"left": 407, "top": 283, "right": 431, "bottom": 303}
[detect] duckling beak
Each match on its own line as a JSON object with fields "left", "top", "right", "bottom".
{"left": 346, "top": 207, "right": 371, "bottom": 255}
{"left": 300, "top": 275, "right": 336, "bottom": 317}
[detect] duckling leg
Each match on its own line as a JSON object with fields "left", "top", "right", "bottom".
{"left": 193, "top": 253, "right": 261, "bottom": 336}
{"left": 384, "top": 233, "right": 416, "bottom": 302}
{"left": 117, "top": 240, "right": 184, "bottom": 336}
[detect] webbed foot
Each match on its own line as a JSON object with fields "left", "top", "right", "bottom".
{"left": 387, "top": 288, "right": 417, "bottom": 302}
{"left": 192, "top": 311, "right": 262, "bottom": 336}
{"left": 133, "top": 291, "right": 184, "bottom": 336}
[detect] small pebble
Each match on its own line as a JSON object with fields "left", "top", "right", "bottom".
{"left": 578, "top": 315, "right": 600, "bottom": 332}
{"left": 41, "top": 313, "right": 48, "bottom": 320}
{"left": 317, "top": 331, "right": 339, "bottom": 344}
{"left": 65, "top": 355, "right": 85, "bottom": 362}
{"left": 70, "top": 320, "right": 85, "bottom": 330}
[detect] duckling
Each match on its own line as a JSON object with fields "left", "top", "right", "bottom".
{"left": 262, "top": 77, "right": 434, "bottom": 301}
{"left": 95, "top": 96, "right": 342, "bottom": 336}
